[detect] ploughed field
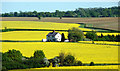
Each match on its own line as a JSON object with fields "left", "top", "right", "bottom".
{"left": 1, "top": 17, "right": 118, "bottom": 30}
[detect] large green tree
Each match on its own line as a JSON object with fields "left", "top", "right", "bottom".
{"left": 68, "top": 27, "right": 84, "bottom": 42}
{"left": 3, "top": 49, "right": 23, "bottom": 61}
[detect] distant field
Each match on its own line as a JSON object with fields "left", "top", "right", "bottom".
{"left": 1, "top": 17, "right": 118, "bottom": 30}
{"left": 1, "top": 21, "right": 79, "bottom": 30}
{"left": 2, "top": 42, "right": 118, "bottom": 64}
{"left": 1, "top": 21, "right": 93, "bottom": 31}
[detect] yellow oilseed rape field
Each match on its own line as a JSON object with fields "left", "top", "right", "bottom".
{"left": 1, "top": 31, "right": 68, "bottom": 41}
{"left": 9, "top": 65, "right": 119, "bottom": 71}
{"left": 1, "top": 21, "right": 78, "bottom": 30}
{"left": 2, "top": 42, "right": 118, "bottom": 64}
{"left": 0, "top": 21, "right": 92, "bottom": 31}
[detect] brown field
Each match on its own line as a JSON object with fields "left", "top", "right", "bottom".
{"left": 0, "top": 17, "right": 118, "bottom": 30}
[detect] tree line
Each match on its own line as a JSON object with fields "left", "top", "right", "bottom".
{"left": 67, "top": 28, "right": 120, "bottom": 42}
{"left": 85, "top": 31, "right": 120, "bottom": 42}
{"left": 1, "top": 6, "right": 119, "bottom": 17}
{"left": 2, "top": 49, "right": 95, "bottom": 71}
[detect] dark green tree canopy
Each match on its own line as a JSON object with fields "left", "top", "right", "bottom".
{"left": 68, "top": 27, "right": 84, "bottom": 42}
{"left": 1, "top": 6, "right": 119, "bottom": 17}
{"left": 37, "top": 15, "right": 41, "bottom": 20}
{"left": 61, "top": 33, "right": 65, "bottom": 42}
{"left": 3, "top": 49, "right": 23, "bottom": 61}
{"left": 64, "top": 55, "right": 75, "bottom": 65}
{"left": 85, "top": 31, "right": 97, "bottom": 40}
{"left": 33, "top": 50, "right": 45, "bottom": 59}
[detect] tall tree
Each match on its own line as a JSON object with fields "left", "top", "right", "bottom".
{"left": 61, "top": 33, "right": 65, "bottom": 42}
{"left": 68, "top": 27, "right": 84, "bottom": 42}
{"left": 37, "top": 15, "right": 41, "bottom": 20}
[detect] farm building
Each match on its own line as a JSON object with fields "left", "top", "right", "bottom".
{"left": 46, "top": 30, "right": 61, "bottom": 42}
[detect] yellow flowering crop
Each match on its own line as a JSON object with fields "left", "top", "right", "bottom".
{"left": 1, "top": 31, "right": 68, "bottom": 41}
{"left": 2, "top": 42, "right": 118, "bottom": 64}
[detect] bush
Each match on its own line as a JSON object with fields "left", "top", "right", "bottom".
{"left": 33, "top": 50, "right": 45, "bottom": 59}
{"left": 2, "top": 49, "right": 48, "bottom": 70}
{"left": 90, "top": 62, "right": 94, "bottom": 66}
{"left": 2, "top": 66, "right": 8, "bottom": 71}
{"left": 85, "top": 31, "right": 97, "bottom": 40}
{"left": 64, "top": 55, "right": 75, "bottom": 66}
{"left": 24, "top": 58, "right": 47, "bottom": 68}
{"left": 3, "top": 49, "right": 23, "bottom": 61}
{"left": 2, "top": 61, "right": 27, "bottom": 70}
{"left": 68, "top": 27, "right": 84, "bottom": 42}
{"left": 59, "top": 52, "right": 65, "bottom": 66}
{"left": 77, "top": 61, "right": 82, "bottom": 66}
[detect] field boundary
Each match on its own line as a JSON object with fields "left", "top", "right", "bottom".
{"left": 1, "top": 28, "right": 120, "bottom": 33}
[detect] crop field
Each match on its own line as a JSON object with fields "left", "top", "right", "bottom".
{"left": 1, "top": 31, "right": 68, "bottom": 41}
{"left": 1, "top": 17, "right": 118, "bottom": 30}
{"left": 9, "top": 65, "right": 119, "bottom": 71}
{"left": 0, "top": 21, "right": 79, "bottom": 30}
{"left": 1, "top": 31, "right": 119, "bottom": 41}
{"left": 0, "top": 21, "right": 93, "bottom": 31}
{"left": 2, "top": 42, "right": 118, "bottom": 64}
{"left": 1, "top": 19, "right": 119, "bottom": 70}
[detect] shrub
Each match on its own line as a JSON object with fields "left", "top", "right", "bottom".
{"left": 64, "top": 55, "right": 75, "bottom": 66}
{"left": 24, "top": 58, "right": 47, "bottom": 68}
{"left": 33, "top": 50, "right": 45, "bottom": 59}
{"left": 1, "top": 66, "right": 8, "bottom": 71}
{"left": 85, "top": 31, "right": 97, "bottom": 40}
{"left": 90, "top": 62, "right": 94, "bottom": 66}
{"left": 59, "top": 52, "right": 65, "bottom": 66}
{"left": 3, "top": 49, "right": 23, "bottom": 61}
{"left": 77, "top": 61, "right": 82, "bottom": 66}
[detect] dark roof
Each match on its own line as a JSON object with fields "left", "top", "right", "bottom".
{"left": 47, "top": 32, "right": 58, "bottom": 36}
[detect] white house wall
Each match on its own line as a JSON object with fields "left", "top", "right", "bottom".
{"left": 55, "top": 33, "right": 61, "bottom": 42}
{"left": 46, "top": 33, "right": 61, "bottom": 42}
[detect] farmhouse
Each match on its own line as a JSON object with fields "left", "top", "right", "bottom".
{"left": 46, "top": 30, "right": 62, "bottom": 42}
